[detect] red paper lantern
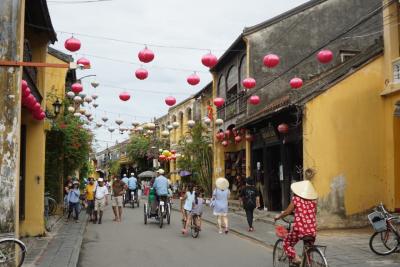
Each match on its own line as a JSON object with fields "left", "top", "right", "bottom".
{"left": 138, "top": 47, "right": 154, "bottom": 63}
{"left": 213, "top": 97, "right": 225, "bottom": 108}
{"left": 317, "top": 49, "right": 333, "bottom": 64}
{"left": 22, "top": 87, "right": 31, "bottom": 98}
{"left": 32, "top": 102, "right": 41, "bottom": 112}
{"left": 64, "top": 37, "right": 81, "bottom": 52}
{"left": 77, "top": 57, "right": 91, "bottom": 69}
{"left": 26, "top": 95, "right": 36, "bottom": 108}
{"left": 249, "top": 95, "right": 260, "bottom": 105}
{"left": 263, "top": 54, "right": 280, "bottom": 68}
{"left": 171, "top": 150, "right": 177, "bottom": 154}
{"left": 159, "top": 154, "right": 166, "bottom": 161}
{"left": 221, "top": 140, "right": 229, "bottom": 147}
{"left": 119, "top": 92, "right": 131, "bottom": 101}
{"left": 290, "top": 77, "right": 303, "bottom": 89}
{"left": 135, "top": 68, "right": 148, "bottom": 80}
{"left": 216, "top": 132, "right": 225, "bottom": 141}
{"left": 71, "top": 83, "right": 83, "bottom": 94}
{"left": 235, "top": 135, "right": 242, "bottom": 143}
{"left": 224, "top": 129, "right": 231, "bottom": 139}
{"left": 21, "top": 80, "right": 28, "bottom": 90}
{"left": 33, "top": 111, "right": 46, "bottom": 121}
{"left": 165, "top": 96, "right": 176, "bottom": 106}
{"left": 201, "top": 53, "right": 218, "bottom": 68}
{"left": 242, "top": 77, "right": 256, "bottom": 89}
{"left": 187, "top": 73, "right": 200, "bottom": 86}
{"left": 277, "top": 123, "right": 289, "bottom": 134}
{"left": 171, "top": 155, "right": 177, "bottom": 160}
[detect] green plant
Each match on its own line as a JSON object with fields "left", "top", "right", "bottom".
{"left": 108, "top": 160, "right": 121, "bottom": 177}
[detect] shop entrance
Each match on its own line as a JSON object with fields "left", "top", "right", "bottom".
{"left": 265, "top": 145, "right": 282, "bottom": 211}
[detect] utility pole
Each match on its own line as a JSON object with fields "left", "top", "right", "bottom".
{"left": 0, "top": 0, "right": 25, "bottom": 236}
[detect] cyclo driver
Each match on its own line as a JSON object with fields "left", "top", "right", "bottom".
{"left": 152, "top": 169, "right": 169, "bottom": 213}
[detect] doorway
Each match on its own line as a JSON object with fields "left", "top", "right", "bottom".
{"left": 265, "top": 145, "right": 282, "bottom": 211}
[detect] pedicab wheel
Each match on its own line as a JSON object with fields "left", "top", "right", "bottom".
{"left": 273, "top": 239, "right": 288, "bottom": 267}
{"left": 167, "top": 206, "right": 171, "bottom": 225}
{"left": 137, "top": 198, "right": 140, "bottom": 208}
{"left": 143, "top": 204, "right": 147, "bottom": 225}
{"left": 159, "top": 209, "right": 164, "bottom": 228}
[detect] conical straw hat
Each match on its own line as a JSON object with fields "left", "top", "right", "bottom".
{"left": 291, "top": 180, "right": 318, "bottom": 200}
{"left": 216, "top": 177, "right": 229, "bottom": 190}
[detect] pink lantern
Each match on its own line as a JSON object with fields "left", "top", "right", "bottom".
{"left": 201, "top": 53, "right": 218, "bottom": 68}
{"left": 171, "top": 154, "right": 177, "bottom": 160}
{"left": 77, "top": 57, "right": 91, "bottom": 69}
{"left": 213, "top": 97, "right": 225, "bottom": 108}
{"left": 21, "top": 80, "right": 28, "bottom": 90}
{"left": 242, "top": 77, "right": 256, "bottom": 89}
{"left": 135, "top": 68, "right": 148, "bottom": 80}
{"left": 317, "top": 49, "right": 333, "bottom": 64}
{"left": 138, "top": 47, "right": 155, "bottom": 63}
{"left": 119, "top": 92, "right": 131, "bottom": 101}
{"left": 33, "top": 111, "right": 46, "bottom": 121}
{"left": 32, "top": 102, "right": 41, "bottom": 112}
{"left": 221, "top": 140, "right": 229, "bottom": 147}
{"left": 263, "top": 54, "right": 280, "bottom": 68}
{"left": 165, "top": 96, "right": 176, "bottom": 106}
{"left": 187, "top": 73, "right": 200, "bottom": 86}
{"left": 159, "top": 154, "right": 166, "bottom": 161}
{"left": 171, "top": 150, "right": 177, "bottom": 154}
{"left": 249, "top": 95, "right": 260, "bottom": 105}
{"left": 224, "top": 129, "right": 231, "bottom": 139}
{"left": 277, "top": 123, "right": 289, "bottom": 134}
{"left": 26, "top": 95, "right": 36, "bottom": 108}
{"left": 290, "top": 77, "right": 303, "bottom": 89}
{"left": 216, "top": 132, "right": 225, "bottom": 141}
{"left": 22, "top": 87, "right": 31, "bottom": 98}
{"left": 235, "top": 135, "right": 242, "bottom": 143}
{"left": 64, "top": 36, "right": 81, "bottom": 52}
{"left": 71, "top": 83, "right": 83, "bottom": 94}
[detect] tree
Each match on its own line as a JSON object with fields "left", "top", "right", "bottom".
{"left": 177, "top": 124, "right": 213, "bottom": 195}
{"left": 108, "top": 160, "right": 121, "bottom": 177}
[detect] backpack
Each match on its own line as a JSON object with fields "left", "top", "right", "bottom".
{"left": 244, "top": 187, "right": 256, "bottom": 208}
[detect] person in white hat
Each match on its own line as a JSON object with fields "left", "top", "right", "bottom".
{"left": 274, "top": 180, "right": 318, "bottom": 265}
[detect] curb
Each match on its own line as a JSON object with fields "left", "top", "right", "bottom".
{"left": 70, "top": 214, "right": 88, "bottom": 267}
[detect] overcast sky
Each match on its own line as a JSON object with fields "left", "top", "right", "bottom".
{"left": 48, "top": 0, "right": 308, "bottom": 151}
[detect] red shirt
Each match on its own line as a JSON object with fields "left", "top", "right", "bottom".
{"left": 293, "top": 195, "right": 317, "bottom": 237}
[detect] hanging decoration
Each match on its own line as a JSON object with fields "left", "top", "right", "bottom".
{"left": 187, "top": 120, "right": 195, "bottom": 128}
{"left": 159, "top": 154, "right": 166, "bottom": 161}
{"left": 172, "top": 121, "right": 179, "bottom": 129}
{"left": 234, "top": 135, "right": 242, "bottom": 143}
{"left": 101, "top": 116, "right": 108, "bottom": 122}
{"left": 242, "top": 77, "right": 256, "bottom": 89}
{"left": 165, "top": 96, "right": 176, "bottom": 106}
{"left": 135, "top": 68, "right": 149, "bottom": 80}
{"left": 249, "top": 95, "right": 260, "bottom": 105}
{"left": 115, "top": 119, "right": 123, "bottom": 126}
{"left": 66, "top": 91, "right": 75, "bottom": 98}
{"left": 119, "top": 92, "right": 131, "bottom": 101}
{"left": 213, "top": 97, "right": 225, "bottom": 108}
{"left": 71, "top": 83, "right": 83, "bottom": 94}
{"left": 263, "top": 54, "right": 280, "bottom": 68}
{"left": 84, "top": 96, "right": 93, "bottom": 103}
{"left": 136, "top": 126, "right": 144, "bottom": 132}
{"left": 73, "top": 96, "right": 83, "bottom": 103}
{"left": 74, "top": 112, "right": 81, "bottom": 118}
{"left": 67, "top": 106, "right": 75, "bottom": 113}
{"left": 290, "top": 77, "right": 303, "bottom": 89}
{"left": 221, "top": 140, "right": 229, "bottom": 147}
{"left": 132, "top": 122, "right": 140, "bottom": 127}
{"left": 224, "top": 129, "right": 231, "bottom": 139}
{"left": 277, "top": 123, "right": 289, "bottom": 134}
{"left": 21, "top": 80, "right": 28, "bottom": 90}
{"left": 96, "top": 123, "right": 103, "bottom": 128}
{"left": 77, "top": 57, "right": 91, "bottom": 69}
{"left": 203, "top": 117, "right": 211, "bottom": 126}
{"left": 216, "top": 131, "right": 225, "bottom": 141}
{"left": 64, "top": 36, "right": 81, "bottom": 52}
{"left": 167, "top": 124, "right": 173, "bottom": 130}
{"left": 93, "top": 103, "right": 99, "bottom": 108}
{"left": 91, "top": 81, "right": 99, "bottom": 88}
{"left": 161, "top": 130, "right": 170, "bottom": 137}
{"left": 215, "top": 118, "right": 224, "bottom": 126}
{"left": 317, "top": 49, "right": 333, "bottom": 64}
{"left": 138, "top": 46, "right": 155, "bottom": 63}
{"left": 201, "top": 52, "right": 218, "bottom": 68}
{"left": 108, "top": 127, "right": 115, "bottom": 133}
{"left": 22, "top": 86, "right": 31, "bottom": 98}
{"left": 187, "top": 73, "right": 200, "bottom": 86}
{"left": 91, "top": 94, "right": 98, "bottom": 100}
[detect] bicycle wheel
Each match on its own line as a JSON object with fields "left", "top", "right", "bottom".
{"left": 159, "top": 208, "right": 164, "bottom": 229}
{"left": 48, "top": 197, "right": 57, "bottom": 216}
{"left": 191, "top": 216, "right": 199, "bottom": 238}
{"left": 369, "top": 229, "right": 399, "bottom": 255}
{"left": 273, "top": 239, "right": 289, "bottom": 267}
{"left": 144, "top": 204, "right": 147, "bottom": 225}
{"left": 167, "top": 204, "right": 171, "bottom": 225}
{"left": 303, "top": 247, "right": 328, "bottom": 267}
{"left": 0, "top": 238, "right": 26, "bottom": 267}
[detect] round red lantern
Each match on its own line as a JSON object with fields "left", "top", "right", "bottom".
{"left": 317, "top": 49, "right": 333, "bottom": 64}
{"left": 64, "top": 36, "right": 81, "bottom": 52}
{"left": 242, "top": 77, "right": 256, "bottom": 89}
{"left": 22, "top": 87, "right": 31, "bottom": 98}
{"left": 277, "top": 123, "right": 289, "bottom": 134}
{"left": 249, "top": 95, "right": 260, "bottom": 105}
{"left": 171, "top": 154, "right": 177, "bottom": 160}
{"left": 21, "top": 80, "right": 28, "bottom": 90}
{"left": 290, "top": 77, "right": 303, "bottom": 89}
{"left": 32, "top": 102, "right": 41, "bottom": 112}
{"left": 213, "top": 97, "right": 225, "bottom": 108}
{"left": 187, "top": 73, "right": 200, "bottom": 86}
{"left": 138, "top": 47, "right": 155, "bottom": 63}
{"left": 263, "top": 54, "right": 280, "bottom": 68}
{"left": 135, "top": 68, "right": 148, "bottom": 80}
{"left": 165, "top": 96, "right": 176, "bottom": 106}
{"left": 235, "top": 135, "right": 242, "bottom": 143}
{"left": 221, "top": 140, "right": 229, "bottom": 147}
{"left": 33, "top": 111, "right": 46, "bottom": 121}
{"left": 216, "top": 132, "right": 225, "bottom": 141}
{"left": 119, "top": 92, "right": 131, "bottom": 101}
{"left": 26, "top": 95, "right": 36, "bottom": 108}
{"left": 159, "top": 154, "right": 166, "bottom": 161}
{"left": 171, "top": 150, "right": 177, "bottom": 154}
{"left": 71, "top": 83, "right": 83, "bottom": 94}
{"left": 201, "top": 53, "right": 218, "bottom": 68}
{"left": 224, "top": 129, "right": 231, "bottom": 139}
{"left": 77, "top": 57, "right": 91, "bottom": 69}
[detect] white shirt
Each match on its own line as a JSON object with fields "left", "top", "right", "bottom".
{"left": 95, "top": 185, "right": 109, "bottom": 199}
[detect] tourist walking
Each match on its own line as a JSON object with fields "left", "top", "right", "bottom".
{"left": 180, "top": 183, "right": 195, "bottom": 235}
{"left": 212, "top": 177, "right": 230, "bottom": 234}
{"left": 67, "top": 181, "right": 80, "bottom": 223}
{"left": 94, "top": 178, "right": 109, "bottom": 224}
{"left": 85, "top": 177, "right": 96, "bottom": 222}
{"left": 112, "top": 176, "right": 127, "bottom": 222}
{"left": 239, "top": 177, "right": 259, "bottom": 232}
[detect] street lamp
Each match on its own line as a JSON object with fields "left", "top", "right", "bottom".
{"left": 52, "top": 98, "right": 62, "bottom": 116}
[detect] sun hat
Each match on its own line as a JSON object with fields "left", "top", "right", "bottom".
{"left": 156, "top": 169, "right": 165, "bottom": 174}
{"left": 291, "top": 180, "right": 318, "bottom": 200}
{"left": 215, "top": 177, "right": 229, "bottom": 190}
{"left": 130, "top": 172, "right": 135, "bottom": 176}
{"left": 98, "top": 178, "right": 104, "bottom": 182}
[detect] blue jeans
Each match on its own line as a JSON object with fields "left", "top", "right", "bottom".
{"left": 68, "top": 202, "right": 79, "bottom": 220}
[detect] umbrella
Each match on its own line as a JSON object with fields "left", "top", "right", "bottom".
{"left": 138, "top": 171, "right": 157, "bottom": 179}
{"left": 179, "top": 170, "right": 191, "bottom": 177}
{"left": 216, "top": 177, "right": 229, "bottom": 190}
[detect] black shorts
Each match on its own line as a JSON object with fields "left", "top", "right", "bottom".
{"left": 86, "top": 200, "right": 94, "bottom": 213}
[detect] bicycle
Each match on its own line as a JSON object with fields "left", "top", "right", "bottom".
{"left": 190, "top": 214, "right": 201, "bottom": 238}
{"left": 0, "top": 238, "right": 27, "bottom": 267}
{"left": 368, "top": 202, "right": 400, "bottom": 256}
{"left": 273, "top": 217, "right": 328, "bottom": 267}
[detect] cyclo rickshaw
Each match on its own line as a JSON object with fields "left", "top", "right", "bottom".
{"left": 143, "top": 187, "right": 171, "bottom": 228}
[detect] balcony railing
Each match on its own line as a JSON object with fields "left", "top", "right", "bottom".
{"left": 217, "top": 91, "right": 247, "bottom": 121}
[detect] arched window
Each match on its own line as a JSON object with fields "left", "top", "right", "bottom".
{"left": 187, "top": 107, "right": 192, "bottom": 121}
{"left": 218, "top": 75, "right": 226, "bottom": 97}
{"left": 239, "top": 55, "right": 247, "bottom": 89}
{"left": 226, "top": 65, "right": 238, "bottom": 90}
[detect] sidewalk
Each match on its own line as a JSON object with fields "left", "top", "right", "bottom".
{"left": 171, "top": 199, "right": 400, "bottom": 266}
{"left": 22, "top": 213, "right": 87, "bottom": 267}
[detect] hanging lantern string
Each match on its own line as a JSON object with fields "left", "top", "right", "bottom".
{"left": 95, "top": 108, "right": 153, "bottom": 119}
{"left": 77, "top": 52, "right": 209, "bottom": 73}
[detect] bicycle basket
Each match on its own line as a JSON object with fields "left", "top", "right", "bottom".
{"left": 368, "top": 211, "right": 387, "bottom": 232}
{"left": 275, "top": 225, "right": 288, "bottom": 238}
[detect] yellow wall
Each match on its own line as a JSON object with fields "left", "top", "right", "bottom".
{"left": 44, "top": 53, "right": 68, "bottom": 112}
{"left": 304, "top": 56, "right": 387, "bottom": 216}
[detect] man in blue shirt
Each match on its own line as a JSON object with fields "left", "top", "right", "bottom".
{"left": 127, "top": 173, "right": 138, "bottom": 202}
{"left": 153, "top": 169, "right": 169, "bottom": 197}
{"left": 121, "top": 174, "right": 129, "bottom": 204}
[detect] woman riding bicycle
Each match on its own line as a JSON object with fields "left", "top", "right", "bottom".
{"left": 181, "top": 183, "right": 195, "bottom": 234}
{"left": 191, "top": 189, "right": 205, "bottom": 231}
{"left": 274, "top": 180, "right": 318, "bottom": 266}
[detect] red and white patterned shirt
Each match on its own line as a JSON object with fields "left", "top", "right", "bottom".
{"left": 292, "top": 195, "right": 317, "bottom": 237}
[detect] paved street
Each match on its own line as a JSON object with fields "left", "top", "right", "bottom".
{"left": 78, "top": 206, "right": 272, "bottom": 267}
